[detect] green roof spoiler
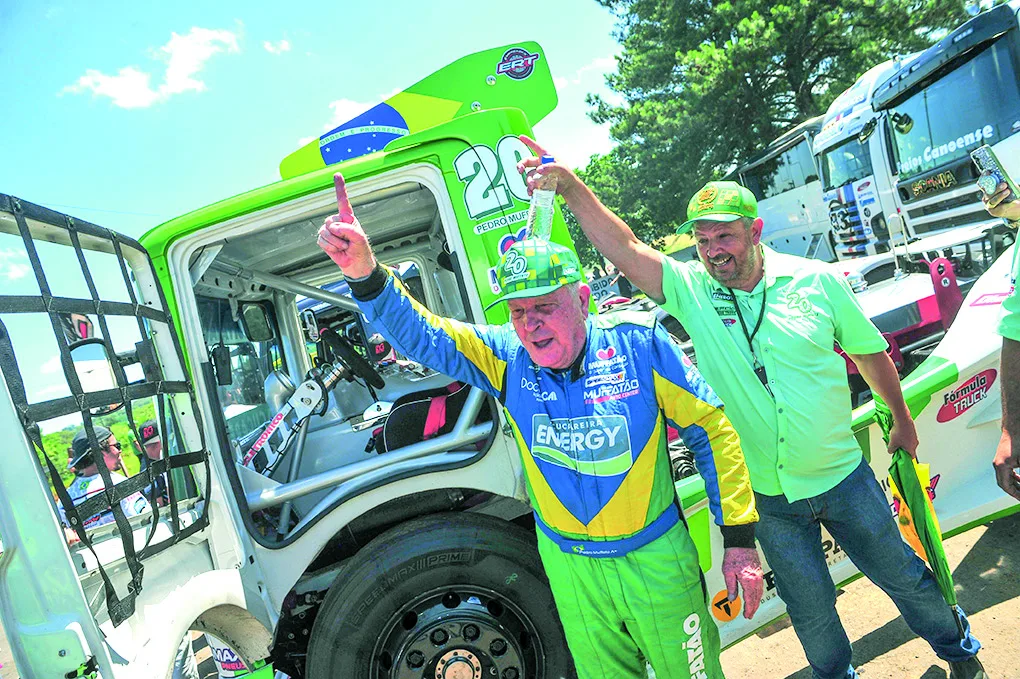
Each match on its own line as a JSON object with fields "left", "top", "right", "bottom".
{"left": 279, "top": 41, "right": 557, "bottom": 179}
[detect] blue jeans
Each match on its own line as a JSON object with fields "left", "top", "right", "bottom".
{"left": 755, "top": 457, "right": 980, "bottom": 679}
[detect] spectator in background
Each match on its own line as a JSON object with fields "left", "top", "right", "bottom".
{"left": 60, "top": 426, "right": 149, "bottom": 531}
{"left": 134, "top": 419, "right": 170, "bottom": 506}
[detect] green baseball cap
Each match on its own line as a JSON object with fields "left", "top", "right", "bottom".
{"left": 486, "top": 239, "right": 583, "bottom": 310}
{"left": 677, "top": 180, "right": 757, "bottom": 234}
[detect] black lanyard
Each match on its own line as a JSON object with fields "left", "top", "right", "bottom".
{"left": 728, "top": 286, "right": 772, "bottom": 396}
{"left": 730, "top": 288, "right": 766, "bottom": 356}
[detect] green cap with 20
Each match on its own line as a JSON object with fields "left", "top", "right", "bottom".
{"left": 486, "top": 238, "right": 583, "bottom": 310}
{"left": 677, "top": 180, "right": 758, "bottom": 234}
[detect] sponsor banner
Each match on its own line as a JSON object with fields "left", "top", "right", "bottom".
{"left": 711, "top": 589, "right": 741, "bottom": 622}
{"left": 531, "top": 414, "right": 632, "bottom": 476}
{"left": 937, "top": 369, "right": 997, "bottom": 422}
{"left": 590, "top": 275, "right": 621, "bottom": 303}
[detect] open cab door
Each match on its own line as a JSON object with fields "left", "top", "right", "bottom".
{"left": 0, "top": 195, "right": 272, "bottom": 678}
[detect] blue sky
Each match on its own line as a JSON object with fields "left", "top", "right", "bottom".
{"left": 0, "top": 0, "right": 622, "bottom": 428}
{"left": 0, "top": 0, "right": 621, "bottom": 236}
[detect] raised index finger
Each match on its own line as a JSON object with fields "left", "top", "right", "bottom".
{"left": 519, "top": 134, "right": 549, "bottom": 159}
{"left": 334, "top": 173, "right": 354, "bottom": 224}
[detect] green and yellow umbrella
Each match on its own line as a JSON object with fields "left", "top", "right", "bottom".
{"left": 875, "top": 401, "right": 965, "bottom": 637}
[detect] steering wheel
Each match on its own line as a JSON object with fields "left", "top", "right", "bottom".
{"left": 319, "top": 328, "right": 385, "bottom": 390}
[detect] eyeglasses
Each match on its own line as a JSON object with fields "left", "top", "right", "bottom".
{"left": 105, "top": 441, "right": 122, "bottom": 452}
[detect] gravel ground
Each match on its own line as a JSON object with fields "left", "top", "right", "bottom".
{"left": 720, "top": 512, "right": 1020, "bottom": 679}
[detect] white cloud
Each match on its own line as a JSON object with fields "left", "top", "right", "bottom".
{"left": 40, "top": 357, "right": 61, "bottom": 375}
{"left": 533, "top": 53, "right": 620, "bottom": 169}
{"left": 291, "top": 84, "right": 429, "bottom": 150}
{"left": 325, "top": 99, "right": 374, "bottom": 128}
{"left": 65, "top": 67, "right": 161, "bottom": 108}
{"left": 64, "top": 27, "right": 240, "bottom": 108}
{"left": 0, "top": 248, "right": 31, "bottom": 281}
{"left": 294, "top": 98, "right": 374, "bottom": 148}
{"left": 263, "top": 39, "right": 291, "bottom": 55}
{"left": 556, "top": 56, "right": 618, "bottom": 90}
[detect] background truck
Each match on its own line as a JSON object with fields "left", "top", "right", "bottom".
{"left": 0, "top": 41, "right": 1016, "bottom": 679}
{"left": 814, "top": 58, "right": 917, "bottom": 259}
{"left": 872, "top": 1, "right": 1020, "bottom": 238}
{"left": 728, "top": 116, "right": 837, "bottom": 261}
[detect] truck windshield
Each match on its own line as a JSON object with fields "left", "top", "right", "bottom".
{"left": 820, "top": 136, "right": 873, "bottom": 191}
{"left": 743, "top": 138, "right": 820, "bottom": 200}
{"left": 887, "top": 38, "right": 1020, "bottom": 181}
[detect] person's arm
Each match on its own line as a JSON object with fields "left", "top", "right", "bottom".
{"left": 517, "top": 136, "right": 667, "bottom": 302}
{"left": 848, "top": 350, "right": 919, "bottom": 457}
{"left": 995, "top": 338, "right": 1020, "bottom": 500}
{"left": 820, "top": 268, "right": 916, "bottom": 455}
{"left": 318, "top": 174, "right": 509, "bottom": 397}
{"left": 348, "top": 266, "right": 509, "bottom": 398}
{"left": 650, "top": 325, "right": 763, "bottom": 618}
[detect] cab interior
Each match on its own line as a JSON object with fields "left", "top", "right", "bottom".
{"left": 184, "top": 181, "right": 497, "bottom": 544}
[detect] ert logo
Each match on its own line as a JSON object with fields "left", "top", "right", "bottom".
{"left": 496, "top": 48, "right": 541, "bottom": 80}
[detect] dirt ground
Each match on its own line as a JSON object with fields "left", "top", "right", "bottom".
{"left": 720, "top": 512, "right": 1020, "bottom": 679}
{"left": 1, "top": 512, "right": 1017, "bottom": 678}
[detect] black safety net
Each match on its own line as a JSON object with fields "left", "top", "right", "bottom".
{"left": 0, "top": 194, "right": 210, "bottom": 626}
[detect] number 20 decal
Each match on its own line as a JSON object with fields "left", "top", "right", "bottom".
{"left": 454, "top": 135, "right": 531, "bottom": 220}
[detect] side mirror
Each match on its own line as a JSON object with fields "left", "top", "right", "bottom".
{"left": 857, "top": 118, "right": 878, "bottom": 144}
{"left": 890, "top": 111, "right": 914, "bottom": 135}
{"left": 239, "top": 303, "right": 275, "bottom": 343}
{"left": 69, "top": 338, "right": 123, "bottom": 416}
{"left": 210, "top": 344, "right": 233, "bottom": 386}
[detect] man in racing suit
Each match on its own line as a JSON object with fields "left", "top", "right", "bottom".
{"left": 318, "top": 174, "right": 763, "bottom": 679}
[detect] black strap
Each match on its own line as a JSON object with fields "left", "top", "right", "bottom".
{"left": 729, "top": 287, "right": 767, "bottom": 357}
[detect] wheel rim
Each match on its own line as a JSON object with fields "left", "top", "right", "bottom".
{"left": 371, "top": 584, "right": 542, "bottom": 679}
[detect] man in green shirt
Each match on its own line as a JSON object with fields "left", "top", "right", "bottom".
{"left": 980, "top": 180, "right": 1020, "bottom": 502}
{"left": 517, "top": 136, "right": 988, "bottom": 679}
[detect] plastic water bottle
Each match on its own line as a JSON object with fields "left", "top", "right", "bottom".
{"left": 525, "top": 155, "right": 557, "bottom": 241}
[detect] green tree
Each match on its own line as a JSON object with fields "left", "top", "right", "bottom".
{"left": 584, "top": 0, "right": 970, "bottom": 242}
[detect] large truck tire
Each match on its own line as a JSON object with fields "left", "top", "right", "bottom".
{"left": 305, "top": 511, "right": 577, "bottom": 679}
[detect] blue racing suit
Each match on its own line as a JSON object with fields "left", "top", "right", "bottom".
{"left": 350, "top": 267, "right": 757, "bottom": 678}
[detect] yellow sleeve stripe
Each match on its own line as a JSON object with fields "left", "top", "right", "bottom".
{"left": 699, "top": 406, "right": 759, "bottom": 525}
{"left": 653, "top": 371, "right": 758, "bottom": 526}
{"left": 396, "top": 278, "right": 507, "bottom": 393}
{"left": 652, "top": 371, "right": 718, "bottom": 428}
